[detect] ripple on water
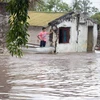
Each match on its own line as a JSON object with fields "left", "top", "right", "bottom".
{"left": 0, "top": 53, "right": 100, "bottom": 100}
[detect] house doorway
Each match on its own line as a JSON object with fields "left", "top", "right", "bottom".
{"left": 59, "top": 27, "right": 70, "bottom": 43}
{"left": 87, "top": 26, "right": 93, "bottom": 52}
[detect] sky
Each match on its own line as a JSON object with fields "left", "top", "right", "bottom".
{"left": 63, "top": 0, "right": 100, "bottom": 11}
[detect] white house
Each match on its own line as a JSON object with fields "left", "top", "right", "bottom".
{"left": 28, "top": 11, "right": 98, "bottom": 53}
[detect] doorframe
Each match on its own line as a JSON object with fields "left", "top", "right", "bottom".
{"left": 87, "top": 26, "right": 94, "bottom": 52}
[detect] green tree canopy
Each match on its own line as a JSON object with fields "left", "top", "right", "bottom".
{"left": 72, "top": 0, "right": 99, "bottom": 15}
{"left": 6, "top": 0, "right": 30, "bottom": 57}
{"left": 29, "top": 0, "right": 43, "bottom": 10}
{"left": 0, "top": 0, "right": 10, "bottom": 2}
{"left": 31, "top": 0, "right": 71, "bottom": 12}
{"left": 91, "top": 12, "right": 100, "bottom": 25}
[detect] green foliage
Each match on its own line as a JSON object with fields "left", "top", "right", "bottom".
{"left": 35, "top": 0, "right": 71, "bottom": 12}
{"left": 91, "top": 12, "right": 100, "bottom": 25}
{"left": 35, "top": 0, "right": 46, "bottom": 11}
{"left": 29, "top": 0, "right": 41, "bottom": 11}
{"left": 6, "top": 0, "right": 29, "bottom": 57}
{"left": 0, "top": 0, "right": 10, "bottom": 2}
{"left": 30, "top": 0, "right": 98, "bottom": 14}
{"left": 72, "top": 0, "right": 81, "bottom": 11}
{"left": 72, "top": 0, "right": 98, "bottom": 14}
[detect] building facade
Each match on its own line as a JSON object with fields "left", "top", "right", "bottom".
{"left": 28, "top": 12, "right": 98, "bottom": 53}
{"left": 56, "top": 15, "right": 97, "bottom": 53}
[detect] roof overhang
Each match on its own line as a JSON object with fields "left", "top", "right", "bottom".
{"left": 48, "top": 12, "right": 74, "bottom": 26}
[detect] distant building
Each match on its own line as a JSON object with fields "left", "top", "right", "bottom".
{"left": 28, "top": 11, "right": 98, "bottom": 53}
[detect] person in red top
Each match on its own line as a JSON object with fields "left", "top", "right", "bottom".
{"left": 37, "top": 27, "right": 53, "bottom": 47}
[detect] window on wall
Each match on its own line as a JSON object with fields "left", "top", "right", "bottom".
{"left": 59, "top": 27, "right": 70, "bottom": 43}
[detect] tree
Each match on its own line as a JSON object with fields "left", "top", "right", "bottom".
{"left": 91, "top": 12, "right": 100, "bottom": 25}
{"left": 29, "top": 0, "right": 43, "bottom": 11}
{"left": 0, "top": 0, "right": 44, "bottom": 57}
{"left": 36, "top": 0, "right": 71, "bottom": 12}
{"left": 0, "top": 0, "right": 10, "bottom": 2}
{"left": 6, "top": 0, "right": 30, "bottom": 57}
{"left": 33, "top": 0, "right": 46, "bottom": 11}
{"left": 72, "top": 0, "right": 98, "bottom": 15}
{"left": 72, "top": 0, "right": 81, "bottom": 11}
{"left": 0, "top": 0, "right": 45, "bottom": 57}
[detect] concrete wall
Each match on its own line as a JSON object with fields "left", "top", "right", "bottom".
{"left": 93, "top": 24, "right": 98, "bottom": 50}
{"left": 56, "top": 18, "right": 98, "bottom": 53}
{"left": 77, "top": 24, "right": 88, "bottom": 52}
{"left": 56, "top": 19, "right": 78, "bottom": 53}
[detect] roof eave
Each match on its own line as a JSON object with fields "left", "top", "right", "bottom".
{"left": 48, "top": 12, "right": 74, "bottom": 26}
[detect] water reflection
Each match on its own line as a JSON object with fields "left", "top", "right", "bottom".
{"left": 0, "top": 56, "right": 11, "bottom": 99}
{"left": 0, "top": 53, "right": 100, "bottom": 100}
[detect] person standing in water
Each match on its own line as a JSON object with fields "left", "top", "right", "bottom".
{"left": 37, "top": 27, "right": 53, "bottom": 47}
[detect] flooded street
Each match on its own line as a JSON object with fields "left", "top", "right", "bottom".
{"left": 0, "top": 53, "right": 100, "bottom": 100}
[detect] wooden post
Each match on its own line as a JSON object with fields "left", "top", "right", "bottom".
{"left": 50, "top": 25, "right": 58, "bottom": 53}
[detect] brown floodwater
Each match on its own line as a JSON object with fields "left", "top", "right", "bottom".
{"left": 0, "top": 53, "right": 100, "bottom": 100}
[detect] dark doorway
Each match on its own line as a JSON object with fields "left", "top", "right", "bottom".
{"left": 59, "top": 27, "right": 70, "bottom": 43}
{"left": 87, "top": 26, "right": 93, "bottom": 52}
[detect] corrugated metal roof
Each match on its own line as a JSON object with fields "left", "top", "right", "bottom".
{"left": 28, "top": 11, "right": 65, "bottom": 27}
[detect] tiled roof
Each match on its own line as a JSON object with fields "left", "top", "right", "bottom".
{"left": 28, "top": 11, "right": 65, "bottom": 27}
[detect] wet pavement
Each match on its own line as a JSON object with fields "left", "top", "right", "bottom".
{"left": 0, "top": 53, "right": 100, "bottom": 100}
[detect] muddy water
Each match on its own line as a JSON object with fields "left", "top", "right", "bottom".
{"left": 0, "top": 53, "right": 100, "bottom": 100}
